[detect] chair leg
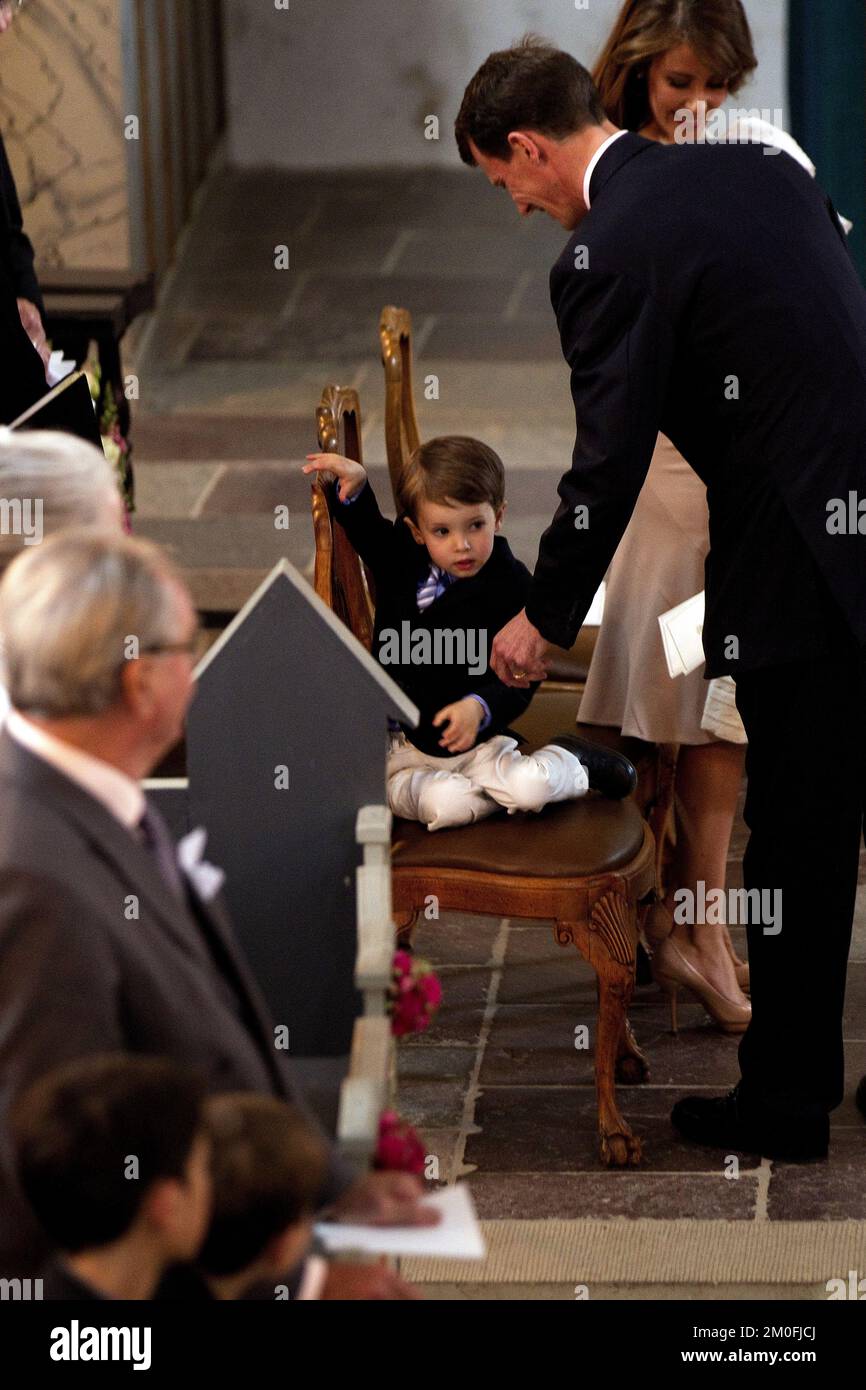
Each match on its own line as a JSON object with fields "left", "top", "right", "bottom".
{"left": 616, "top": 1015, "right": 650, "bottom": 1085}
{"left": 393, "top": 907, "right": 420, "bottom": 945}
{"left": 595, "top": 959, "right": 644, "bottom": 1166}
{"left": 588, "top": 889, "right": 645, "bottom": 1166}
{"left": 594, "top": 979, "right": 650, "bottom": 1085}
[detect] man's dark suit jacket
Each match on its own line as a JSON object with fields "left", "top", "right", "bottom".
{"left": 332, "top": 476, "right": 540, "bottom": 756}
{"left": 0, "top": 733, "right": 353, "bottom": 1275}
{"left": 524, "top": 133, "right": 866, "bottom": 677}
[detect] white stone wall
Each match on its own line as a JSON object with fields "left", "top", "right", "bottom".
{"left": 0, "top": 0, "right": 130, "bottom": 267}
{"left": 224, "top": 0, "right": 788, "bottom": 170}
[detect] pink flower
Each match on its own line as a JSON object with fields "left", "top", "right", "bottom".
{"left": 375, "top": 1111, "right": 426, "bottom": 1174}
{"left": 387, "top": 952, "right": 442, "bottom": 1037}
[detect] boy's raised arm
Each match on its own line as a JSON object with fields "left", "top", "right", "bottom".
{"left": 303, "top": 453, "right": 400, "bottom": 578}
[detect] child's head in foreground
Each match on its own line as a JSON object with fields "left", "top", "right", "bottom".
{"left": 396, "top": 435, "right": 508, "bottom": 580}
{"left": 197, "top": 1093, "right": 327, "bottom": 1297}
{"left": 13, "top": 1054, "right": 211, "bottom": 1268}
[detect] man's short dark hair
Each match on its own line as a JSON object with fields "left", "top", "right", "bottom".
{"left": 198, "top": 1094, "right": 326, "bottom": 1277}
{"left": 456, "top": 34, "right": 606, "bottom": 165}
{"left": 12, "top": 1054, "right": 208, "bottom": 1253}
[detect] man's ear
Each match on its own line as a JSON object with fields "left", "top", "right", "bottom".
{"left": 508, "top": 131, "right": 543, "bottom": 162}
{"left": 119, "top": 657, "right": 156, "bottom": 721}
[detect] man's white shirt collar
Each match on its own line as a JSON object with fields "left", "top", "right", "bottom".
{"left": 583, "top": 129, "right": 629, "bottom": 210}
{"left": 4, "top": 708, "right": 145, "bottom": 830}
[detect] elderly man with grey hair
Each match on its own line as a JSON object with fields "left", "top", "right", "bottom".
{"left": 0, "top": 428, "right": 123, "bottom": 722}
{"left": 0, "top": 531, "right": 429, "bottom": 1296}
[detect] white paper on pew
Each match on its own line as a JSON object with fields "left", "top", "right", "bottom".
{"left": 46, "top": 351, "right": 77, "bottom": 387}
{"left": 315, "top": 1182, "right": 486, "bottom": 1258}
{"left": 583, "top": 581, "right": 605, "bottom": 627}
{"left": 658, "top": 590, "right": 705, "bottom": 678}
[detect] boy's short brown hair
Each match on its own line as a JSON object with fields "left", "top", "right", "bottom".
{"left": 12, "top": 1054, "right": 207, "bottom": 1254}
{"left": 396, "top": 435, "right": 506, "bottom": 525}
{"left": 198, "top": 1094, "right": 327, "bottom": 1277}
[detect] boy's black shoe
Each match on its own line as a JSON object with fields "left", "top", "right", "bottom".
{"left": 549, "top": 734, "right": 638, "bottom": 801}
{"left": 671, "top": 1085, "right": 829, "bottom": 1162}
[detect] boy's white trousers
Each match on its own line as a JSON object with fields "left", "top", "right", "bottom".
{"left": 387, "top": 731, "right": 589, "bottom": 832}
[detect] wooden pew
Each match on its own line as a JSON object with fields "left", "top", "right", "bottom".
{"left": 145, "top": 555, "right": 414, "bottom": 1169}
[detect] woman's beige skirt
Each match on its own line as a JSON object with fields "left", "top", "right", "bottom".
{"left": 579, "top": 433, "right": 744, "bottom": 745}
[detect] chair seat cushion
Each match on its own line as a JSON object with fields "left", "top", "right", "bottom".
{"left": 391, "top": 794, "right": 647, "bottom": 878}
{"left": 543, "top": 626, "right": 599, "bottom": 683}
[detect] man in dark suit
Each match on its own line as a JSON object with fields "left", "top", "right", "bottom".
{"left": 0, "top": 531, "right": 428, "bottom": 1294}
{"left": 456, "top": 38, "right": 866, "bottom": 1160}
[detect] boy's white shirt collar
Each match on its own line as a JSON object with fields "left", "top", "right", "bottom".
{"left": 4, "top": 707, "right": 145, "bottom": 830}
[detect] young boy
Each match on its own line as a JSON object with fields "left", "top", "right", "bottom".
{"left": 196, "top": 1093, "right": 328, "bottom": 1300}
{"left": 304, "top": 435, "right": 635, "bottom": 831}
{"left": 12, "top": 1054, "right": 212, "bottom": 1300}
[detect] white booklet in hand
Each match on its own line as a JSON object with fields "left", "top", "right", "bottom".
{"left": 658, "top": 590, "right": 705, "bottom": 678}
{"left": 315, "top": 1182, "right": 485, "bottom": 1259}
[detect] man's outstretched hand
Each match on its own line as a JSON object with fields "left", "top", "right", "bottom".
{"left": 491, "top": 608, "right": 551, "bottom": 687}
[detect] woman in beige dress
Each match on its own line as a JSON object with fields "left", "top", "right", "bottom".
{"left": 584, "top": 0, "right": 766, "bottom": 1032}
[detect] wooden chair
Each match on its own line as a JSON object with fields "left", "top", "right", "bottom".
{"left": 378, "top": 304, "right": 678, "bottom": 899}
{"left": 379, "top": 304, "right": 594, "bottom": 688}
{"left": 310, "top": 383, "right": 657, "bottom": 1167}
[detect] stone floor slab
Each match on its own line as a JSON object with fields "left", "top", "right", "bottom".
{"left": 134, "top": 463, "right": 220, "bottom": 520}
{"left": 412, "top": 914, "right": 502, "bottom": 966}
{"left": 135, "top": 413, "right": 321, "bottom": 461}
{"left": 465, "top": 1087, "right": 764, "bottom": 1174}
{"left": 768, "top": 1131, "right": 866, "bottom": 1219}
{"left": 134, "top": 517, "right": 312, "bottom": 571}
{"left": 466, "top": 1170, "right": 759, "bottom": 1220}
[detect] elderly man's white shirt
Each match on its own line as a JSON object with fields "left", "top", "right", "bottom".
{"left": 4, "top": 707, "right": 145, "bottom": 829}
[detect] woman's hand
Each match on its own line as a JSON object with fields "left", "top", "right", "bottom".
{"left": 303, "top": 452, "right": 367, "bottom": 502}
{"left": 432, "top": 697, "right": 484, "bottom": 753}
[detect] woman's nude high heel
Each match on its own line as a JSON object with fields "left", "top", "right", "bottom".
{"left": 644, "top": 902, "right": 751, "bottom": 1035}
{"left": 724, "top": 932, "right": 750, "bottom": 993}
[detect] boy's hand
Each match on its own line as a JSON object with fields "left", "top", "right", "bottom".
{"left": 432, "top": 697, "right": 484, "bottom": 753}
{"left": 303, "top": 452, "right": 367, "bottom": 502}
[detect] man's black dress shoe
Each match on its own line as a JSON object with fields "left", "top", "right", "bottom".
{"left": 671, "top": 1085, "right": 829, "bottom": 1161}
{"left": 549, "top": 734, "right": 638, "bottom": 800}
{"left": 856, "top": 1075, "right": 866, "bottom": 1120}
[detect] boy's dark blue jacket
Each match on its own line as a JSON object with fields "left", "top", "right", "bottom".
{"left": 331, "top": 477, "right": 541, "bottom": 757}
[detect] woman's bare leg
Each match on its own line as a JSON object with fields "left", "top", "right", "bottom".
{"left": 663, "top": 740, "right": 748, "bottom": 999}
